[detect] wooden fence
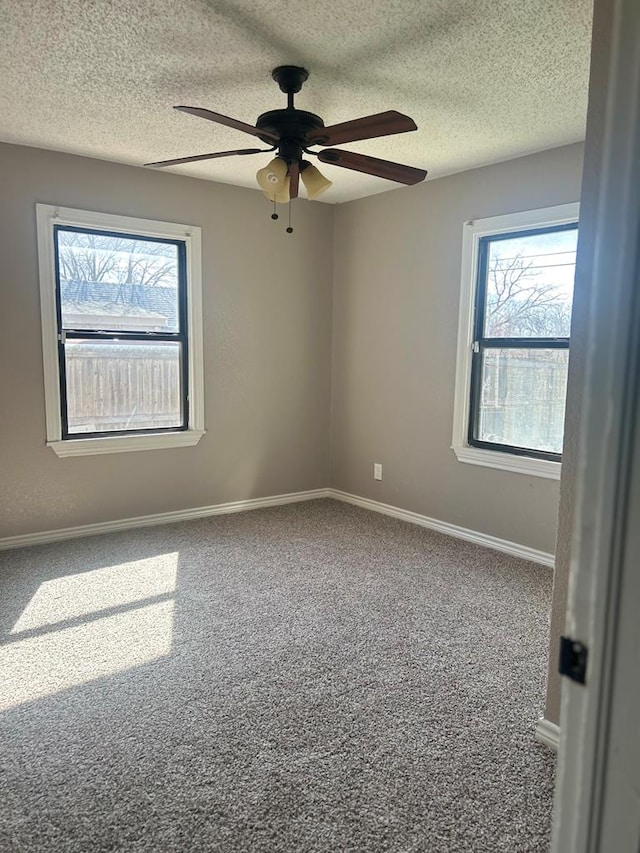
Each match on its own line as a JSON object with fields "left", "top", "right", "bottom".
{"left": 478, "top": 351, "right": 568, "bottom": 453}
{"left": 65, "top": 344, "right": 182, "bottom": 433}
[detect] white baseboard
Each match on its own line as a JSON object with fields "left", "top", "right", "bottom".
{"left": 1, "top": 486, "right": 555, "bottom": 569}
{"left": 0, "top": 488, "right": 332, "bottom": 550}
{"left": 326, "top": 489, "right": 555, "bottom": 567}
{"left": 535, "top": 717, "right": 560, "bottom": 751}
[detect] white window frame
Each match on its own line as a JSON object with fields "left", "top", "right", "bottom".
{"left": 36, "top": 204, "right": 205, "bottom": 457}
{"left": 451, "top": 202, "right": 579, "bottom": 480}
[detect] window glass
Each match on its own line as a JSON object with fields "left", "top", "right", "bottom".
{"left": 484, "top": 228, "right": 577, "bottom": 338}
{"left": 64, "top": 340, "right": 183, "bottom": 434}
{"left": 470, "top": 222, "right": 577, "bottom": 460}
{"left": 476, "top": 348, "right": 569, "bottom": 454}
{"left": 57, "top": 229, "right": 180, "bottom": 333}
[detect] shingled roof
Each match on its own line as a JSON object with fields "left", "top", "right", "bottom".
{"left": 60, "top": 280, "right": 179, "bottom": 331}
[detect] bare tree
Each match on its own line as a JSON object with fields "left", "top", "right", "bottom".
{"left": 485, "top": 252, "right": 572, "bottom": 337}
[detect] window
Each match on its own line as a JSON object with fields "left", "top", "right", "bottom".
{"left": 452, "top": 203, "right": 579, "bottom": 479}
{"left": 37, "top": 205, "right": 204, "bottom": 456}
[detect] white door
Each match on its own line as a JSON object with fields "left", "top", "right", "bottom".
{"left": 552, "top": 0, "right": 640, "bottom": 849}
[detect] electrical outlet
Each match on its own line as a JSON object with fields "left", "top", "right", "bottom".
{"left": 374, "top": 463, "right": 383, "bottom": 481}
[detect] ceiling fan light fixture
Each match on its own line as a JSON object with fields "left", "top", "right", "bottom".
{"left": 300, "top": 163, "right": 332, "bottom": 199}
{"left": 263, "top": 176, "right": 290, "bottom": 204}
{"left": 256, "top": 156, "right": 289, "bottom": 201}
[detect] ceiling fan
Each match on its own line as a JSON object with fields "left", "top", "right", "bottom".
{"left": 146, "top": 66, "right": 427, "bottom": 219}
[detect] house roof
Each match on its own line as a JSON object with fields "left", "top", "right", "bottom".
{"left": 60, "top": 281, "right": 178, "bottom": 331}
{"left": 0, "top": 0, "right": 593, "bottom": 203}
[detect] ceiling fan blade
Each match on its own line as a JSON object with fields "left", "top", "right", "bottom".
{"left": 145, "top": 148, "right": 271, "bottom": 168}
{"left": 317, "top": 149, "right": 427, "bottom": 185}
{"left": 289, "top": 162, "right": 300, "bottom": 199}
{"left": 174, "top": 106, "right": 280, "bottom": 143}
{"left": 307, "top": 110, "right": 417, "bottom": 146}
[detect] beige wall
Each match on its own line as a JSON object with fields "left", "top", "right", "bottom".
{"left": 330, "top": 143, "right": 584, "bottom": 554}
{"left": 0, "top": 143, "right": 333, "bottom": 538}
{"left": 0, "top": 139, "right": 585, "bottom": 561}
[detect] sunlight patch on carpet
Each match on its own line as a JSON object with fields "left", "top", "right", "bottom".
{"left": 11, "top": 553, "right": 178, "bottom": 634}
{"left": 1, "top": 600, "right": 175, "bottom": 711}
{"left": 1, "top": 554, "right": 178, "bottom": 711}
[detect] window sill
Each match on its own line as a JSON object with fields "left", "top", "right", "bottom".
{"left": 452, "top": 444, "right": 561, "bottom": 480}
{"left": 47, "top": 429, "right": 206, "bottom": 457}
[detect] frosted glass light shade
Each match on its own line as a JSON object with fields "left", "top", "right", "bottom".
{"left": 261, "top": 176, "right": 290, "bottom": 204}
{"left": 256, "top": 157, "right": 289, "bottom": 202}
{"left": 300, "top": 163, "right": 332, "bottom": 199}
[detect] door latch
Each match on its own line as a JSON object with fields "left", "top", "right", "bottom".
{"left": 559, "top": 635, "right": 588, "bottom": 685}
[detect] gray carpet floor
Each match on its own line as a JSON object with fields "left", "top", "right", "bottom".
{"left": 0, "top": 499, "right": 555, "bottom": 852}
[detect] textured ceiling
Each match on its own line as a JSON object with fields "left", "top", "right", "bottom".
{"left": 0, "top": 0, "right": 593, "bottom": 203}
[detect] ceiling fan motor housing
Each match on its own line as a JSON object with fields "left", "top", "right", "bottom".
{"left": 258, "top": 66, "right": 328, "bottom": 159}
{"left": 256, "top": 109, "right": 326, "bottom": 154}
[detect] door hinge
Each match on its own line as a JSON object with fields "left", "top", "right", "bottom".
{"left": 472, "top": 341, "right": 480, "bottom": 354}
{"left": 57, "top": 331, "right": 67, "bottom": 344}
{"left": 559, "top": 635, "right": 588, "bottom": 685}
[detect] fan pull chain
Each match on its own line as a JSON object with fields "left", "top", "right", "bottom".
{"left": 286, "top": 199, "right": 293, "bottom": 234}
{"left": 271, "top": 197, "right": 278, "bottom": 220}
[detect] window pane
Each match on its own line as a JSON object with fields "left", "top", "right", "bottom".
{"left": 483, "top": 227, "right": 577, "bottom": 338}
{"left": 65, "top": 340, "right": 183, "bottom": 434}
{"left": 476, "top": 348, "right": 568, "bottom": 454}
{"left": 57, "top": 229, "right": 180, "bottom": 333}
